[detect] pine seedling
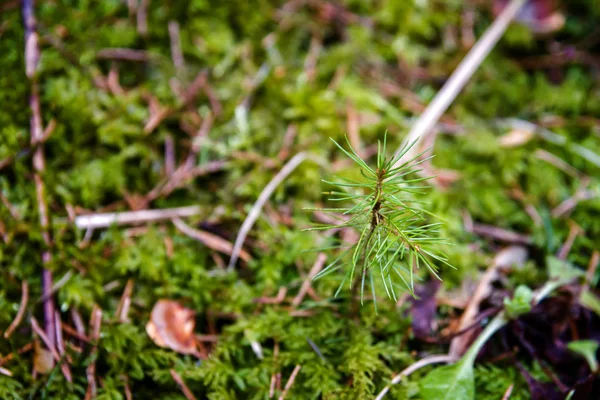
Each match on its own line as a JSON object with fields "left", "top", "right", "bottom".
{"left": 308, "top": 134, "right": 452, "bottom": 306}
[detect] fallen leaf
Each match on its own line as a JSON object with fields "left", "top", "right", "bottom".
{"left": 499, "top": 129, "right": 534, "bottom": 147}
{"left": 146, "top": 300, "right": 198, "bottom": 356}
{"left": 33, "top": 340, "right": 54, "bottom": 374}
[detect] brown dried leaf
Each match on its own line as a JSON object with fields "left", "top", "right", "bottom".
{"left": 33, "top": 341, "right": 54, "bottom": 374}
{"left": 146, "top": 300, "right": 198, "bottom": 355}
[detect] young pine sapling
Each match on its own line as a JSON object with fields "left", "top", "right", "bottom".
{"left": 309, "top": 135, "right": 452, "bottom": 306}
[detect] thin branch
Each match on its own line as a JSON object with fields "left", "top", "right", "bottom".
{"left": 75, "top": 205, "right": 202, "bottom": 230}
{"left": 374, "top": 354, "right": 455, "bottom": 400}
{"left": 392, "top": 0, "right": 526, "bottom": 169}
{"left": 470, "top": 222, "right": 533, "bottom": 245}
{"left": 278, "top": 364, "right": 302, "bottom": 400}
{"left": 4, "top": 280, "right": 28, "bottom": 338}
{"left": 228, "top": 152, "right": 309, "bottom": 270}
{"left": 168, "top": 21, "right": 185, "bottom": 71}
{"left": 31, "top": 317, "right": 72, "bottom": 382}
{"left": 23, "top": 0, "right": 56, "bottom": 348}
{"left": 96, "top": 48, "right": 150, "bottom": 62}
{"left": 170, "top": 369, "right": 198, "bottom": 400}
{"left": 115, "top": 279, "right": 134, "bottom": 323}
{"left": 85, "top": 305, "right": 102, "bottom": 400}
{"left": 292, "top": 253, "right": 326, "bottom": 306}
{"left": 172, "top": 217, "right": 251, "bottom": 263}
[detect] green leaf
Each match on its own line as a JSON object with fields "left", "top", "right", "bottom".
{"left": 504, "top": 285, "right": 533, "bottom": 319}
{"left": 567, "top": 340, "right": 599, "bottom": 372}
{"left": 546, "top": 256, "right": 584, "bottom": 281}
{"left": 580, "top": 290, "right": 600, "bottom": 317}
{"left": 419, "top": 359, "right": 474, "bottom": 400}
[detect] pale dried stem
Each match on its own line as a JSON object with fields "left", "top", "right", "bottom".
{"left": 228, "top": 152, "right": 308, "bottom": 270}
{"left": 557, "top": 222, "right": 583, "bottom": 260}
{"left": 374, "top": 354, "right": 455, "bottom": 400}
{"left": 501, "top": 383, "right": 514, "bottom": 400}
{"left": 115, "top": 279, "right": 135, "bottom": 322}
{"left": 75, "top": 205, "right": 202, "bottom": 230}
{"left": 449, "top": 246, "right": 527, "bottom": 358}
{"left": 292, "top": 253, "right": 326, "bottom": 306}
{"left": 170, "top": 369, "right": 198, "bottom": 400}
{"left": 23, "top": 0, "right": 56, "bottom": 348}
{"left": 85, "top": 306, "right": 102, "bottom": 400}
{"left": 168, "top": 21, "right": 185, "bottom": 71}
{"left": 392, "top": 0, "right": 526, "bottom": 169}
{"left": 31, "top": 317, "right": 72, "bottom": 382}
{"left": 278, "top": 364, "right": 302, "bottom": 400}
{"left": 4, "top": 280, "right": 28, "bottom": 338}
{"left": 173, "top": 217, "right": 251, "bottom": 262}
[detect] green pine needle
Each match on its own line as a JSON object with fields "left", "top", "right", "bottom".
{"left": 309, "top": 134, "right": 452, "bottom": 303}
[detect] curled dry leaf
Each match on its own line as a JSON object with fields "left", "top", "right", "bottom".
{"left": 146, "top": 300, "right": 198, "bottom": 356}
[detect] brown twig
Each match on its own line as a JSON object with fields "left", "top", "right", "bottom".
{"left": 168, "top": 21, "right": 185, "bottom": 71}
{"left": 170, "top": 369, "right": 198, "bottom": 400}
{"left": 292, "top": 253, "right": 326, "bottom": 306}
{"left": 228, "top": 152, "right": 309, "bottom": 270}
{"left": 172, "top": 217, "right": 252, "bottom": 263}
{"left": 255, "top": 287, "right": 288, "bottom": 304}
{"left": 96, "top": 48, "right": 150, "bottom": 62}
{"left": 136, "top": 0, "right": 149, "bottom": 36}
{"left": 31, "top": 317, "right": 72, "bottom": 382}
{"left": 4, "top": 280, "right": 28, "bottom": 338}
{"left": 23, "top": 0, "right": 56, "bottom": 349}
{"left": 269, "top": 341, "right": 280, "bottom": 398}
{"left": 557, "top": 221, "right": 583, "bottom": 260}
{"left": 278, "top": 364, "right": 301, "bottom": 400}
{"left": 115, "top": 279, "right": 134, "bottom": 322}
{"left": 470, "top": 222, "right": 533, "bottom": 245}
{"left": 54, "top": 311, "right": 71, "bottom": 364}
{"left": 85, "top": 305, "right": 102, "bottom": 400}
{"left": 584, "top": 251, "right": 600, "bottom": 290}
{"left": 0, "top": 342, "right": 34, "bottom": 366}
{"left": 449, "top": 246, "right": 527, "bottom": 358}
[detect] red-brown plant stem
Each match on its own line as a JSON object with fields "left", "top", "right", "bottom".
{"left": 23, "top": 0, "right": 56, "bottom": 346}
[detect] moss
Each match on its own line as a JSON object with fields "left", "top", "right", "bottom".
{"left": 0, "top": 0, "right": 599, "bottom": 398}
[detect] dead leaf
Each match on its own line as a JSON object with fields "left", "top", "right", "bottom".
{"left": 33, "top": 340, "right": 54, "bottom": 374}
{"left": 499, "top": 129, "right": 534, "bottom": 148}
{"left": 146, "top": 300, "right": 198, "bottom": 356}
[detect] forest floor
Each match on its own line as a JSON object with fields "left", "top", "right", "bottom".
{"left": 1, "top": 1, "right": 599, "bottom": 399}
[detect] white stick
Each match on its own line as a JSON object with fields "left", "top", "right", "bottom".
{"left": 75, "top": 206, "right": 202, "bottom": 229}
{"left": 228, "top": 152, "right": 308, "bottom": 270}
{"left": 374, "top": 354, "right": 455, "bottom": 400}
{"left": 392, "top": 0, "right": 526, "bottom": 169}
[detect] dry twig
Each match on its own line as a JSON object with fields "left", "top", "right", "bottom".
{"left": 292, "top": 253, "right": 326, "bottom": 306}
{"left": 75, "top": 205, "right": 202, "bottom": 230}
{"left": 374, "top": 354, "right": 455, "bottom": 400}
{"left": 4, "top": 280, "right": 28, "bottom": 338}
{"left": 31, "top": 317, "right": 72, "bottom": 382}
{"left": 23, "top": 0, "right": 56, "bottom": 348}
{"left": 278, "top": 364, "right": 302, "bottom": 400}
{"left": 172, "top": 217, "right": 251, "bottom": 263}
{"left": 392, "top": 0, "right": 526, "bottom": 169}
{"left": 170, "top": 369, "right": 198, "bottom": 400}
{"left": 85, "top": 306, "right": 102, "bottom": 400}
{"left": 228, "top": 152, "right": 309, "bottom": 270}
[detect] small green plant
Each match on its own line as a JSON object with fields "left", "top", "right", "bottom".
{"left": 308, "top": 135, "right": 452, "bottom": 305}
